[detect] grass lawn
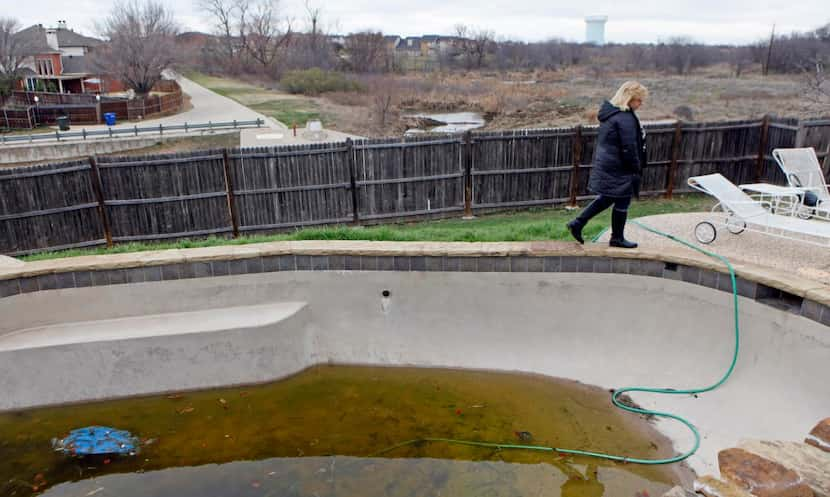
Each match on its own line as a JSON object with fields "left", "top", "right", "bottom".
{"left": 185, "top": 71, "right": 327, "bottom": 127}
{"left": 249, "top": 100, "right": 322, "bottom": 127}
{"left": 20, "top": 195, "right": 713, "bottom": 262}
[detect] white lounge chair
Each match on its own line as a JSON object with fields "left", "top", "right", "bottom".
{"left": 772, "top": 147, "right": 830, "bottom": 219}
{"left": 688, "top": 173, "right": 830, "bottom": 246}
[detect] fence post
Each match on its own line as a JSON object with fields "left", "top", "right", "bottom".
{"left": 665, "top": 120, "right": 683, "bottom": 199}
{"left": 87, "top": 155, "right": 113, "bottom": 248}
{"left": 221, "top": 148, "right": 240, "bottom": 238}
{"left": 568, "top": 125, "right": 583, "bottom": 207}
{"left": 755, "top": 115, "right": 771, "bottom": 182}
{"left": 346, "top": 138, "right": 360, "bottom": 224}
{"left": 794, "top": 119, "right": 807, "bottom": 148}
{"left": 463, "top": 131, "right": 474, "bottom": 218}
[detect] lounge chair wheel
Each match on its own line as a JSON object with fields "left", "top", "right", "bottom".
{"left": 694, "top": 221, "right": 717, "bottom": 244}
{"left": 726, "top": 216, "right": 746, "bottom": 234}
{"left": 796, "top": 208, "right": 813, "bottom": 220}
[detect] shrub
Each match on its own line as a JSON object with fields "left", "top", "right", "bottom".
{"left": 280, "top": 69, "right": 363, "bottom": 96}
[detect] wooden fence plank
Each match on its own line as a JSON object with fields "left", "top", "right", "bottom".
{"left": 1, "top": 117, "right": 825, "bottom": 255}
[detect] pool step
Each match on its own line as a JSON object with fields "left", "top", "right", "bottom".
{"left": 0, "top": 302, "right": 312, "bottom": 410}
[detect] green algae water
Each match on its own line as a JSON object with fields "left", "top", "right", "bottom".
{"left": 0, "top": 366, "right": 689, "bottom": 497}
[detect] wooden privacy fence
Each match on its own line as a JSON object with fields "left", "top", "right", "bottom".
{"left": 1, "top": 82, "right": 184, "bottom": 129}
{"left": 2, "top": 117, "right": 830, "bottom": 255}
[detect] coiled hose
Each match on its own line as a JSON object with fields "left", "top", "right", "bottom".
{"left": 371, "top": 219, "right": 740, "bottom": 465}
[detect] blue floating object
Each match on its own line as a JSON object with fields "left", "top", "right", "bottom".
{"left": 52, "top": 426, "right": 139, "bottom": 457}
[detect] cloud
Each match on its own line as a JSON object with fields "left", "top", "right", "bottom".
{"left": 6, "top": 0, "right": 825, "bottom": 44}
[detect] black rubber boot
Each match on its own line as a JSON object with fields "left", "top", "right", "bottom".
{"left": 566, "top": 220, "right": 584, "bottom": 244}
{"left": 568, "top": 197, "right": 614, "bottom": 244}
{"left": 609, "top": 208, "right": 638, "bottom": 249}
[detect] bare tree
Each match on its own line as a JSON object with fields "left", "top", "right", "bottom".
{"left": 0, "top": 18, "right": 32, "bottom": 96}
{"left": 197, "top": 0, "right": 243, "bottom": 72}
{"left": 730, "top": 45, "right": 754, "bottom": 77}
{"left": 454, "top": 24, "right": 495, "bottom": 69}
{"left": 655, "top": 37, "right": 708, "bottom": 75}
{"left": 304, "top": 0, "right": 324, "bottom": 67}
{"left": 367, "top": 75, "right": 398, "bottom": 128}
{"left": 239, "top": 0, "right": 293, "bottom": 74}
{"left": 95, "top": 0, "right": 178, "bottom": 96}
{"left": 803, "top": 59, "right": 830, "bottom": 111}
{"left": 344, "top": 31, "right": 385, "bottom": 73}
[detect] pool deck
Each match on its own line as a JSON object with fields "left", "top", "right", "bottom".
{"left": 3, "top": 238, "right": 830, "bottom": 311}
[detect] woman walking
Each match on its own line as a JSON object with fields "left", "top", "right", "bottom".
{"left": 567, "top": 81, "right": 648, "bottom": 248}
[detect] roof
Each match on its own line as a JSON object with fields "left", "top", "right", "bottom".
{"left": 13, "top": 25, "right": 57, "bottom": 55}
{"left": 13, "top": 25, "right": 101, "bottom": 55}
{"left": 57, "top": 29, "right": 101, "bottom": 47}
{"left": 400, "top": 37, "right": 422, "bottom": 50}
{"left": 61, "top": 56, "right": 93, "bottom": 74}
{"left": 422, "top": 35, "right": 440, "bottom": 42}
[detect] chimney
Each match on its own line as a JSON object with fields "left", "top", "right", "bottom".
{"left": 46, "top": 29, "right": 59, "bottom": 50}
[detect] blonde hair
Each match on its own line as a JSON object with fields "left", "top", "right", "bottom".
{"left": 609, "top": 81, "right": 649, "bottom": 111}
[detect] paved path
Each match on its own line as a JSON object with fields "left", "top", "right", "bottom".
{"left": 3, "top": 71, "right": 362, "bottom": 147}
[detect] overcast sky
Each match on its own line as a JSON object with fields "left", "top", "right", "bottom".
{"left": 5, "top": 0, "right": 827, "bottom": 45}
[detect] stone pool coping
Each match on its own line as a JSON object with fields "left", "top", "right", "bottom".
{"left": 1, "top": 241, "right": 829, "bottom": 326}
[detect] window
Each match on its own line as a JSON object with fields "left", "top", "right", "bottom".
{"left": 36, "top": 59, "right": 54, "bottom": 76}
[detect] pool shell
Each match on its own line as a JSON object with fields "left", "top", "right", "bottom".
{"left": 1, "top": 240, "right": 828, "bottom": 477}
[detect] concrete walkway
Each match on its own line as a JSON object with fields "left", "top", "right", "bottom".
{"left": 595, "top": 212, "right": 830, "bottom": 285}
{"left": 3, "top": 71, "right": 362, "bottom": 148}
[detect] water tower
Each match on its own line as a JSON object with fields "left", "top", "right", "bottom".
{"left": 585, "top": 15, "right": 608, "bottom": 45}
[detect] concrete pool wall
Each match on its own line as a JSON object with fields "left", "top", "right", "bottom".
{"left": 0, "top": 241, "right": 828, "bottom": 475}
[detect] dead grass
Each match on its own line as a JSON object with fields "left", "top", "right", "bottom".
{"left": 188, "top": 67, "right": 825, "bottom": 137}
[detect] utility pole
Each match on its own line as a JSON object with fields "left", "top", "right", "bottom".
{"left": 764, "top": 24, "right": 776, "bottom": 76}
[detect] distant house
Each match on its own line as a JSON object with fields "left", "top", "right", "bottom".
{"left": 383, "top": 35, "right": 401, "bottom": 52}
{"left": 420, "top": 35, "right": 441, "bottom": 56}
{"left": 13, "top": 21, "right": 121, "bottom": 94}
{"left": 437, "top": 36, "right": 463, "bottom": 55}
{"left": 398, "top": 37, "right": 423, "bottom": 56}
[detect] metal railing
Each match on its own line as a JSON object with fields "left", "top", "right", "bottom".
{"left": 0, "top": 119, "right": 264, "bottom": 145}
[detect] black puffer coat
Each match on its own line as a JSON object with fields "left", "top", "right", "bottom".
{"left": 587, "top": 101, "right": 647, "bottom": 198}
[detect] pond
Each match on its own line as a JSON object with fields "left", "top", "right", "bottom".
{"left": 407, "top": 112, "right": 486, "bottom": 133}
{"left": 0, "top": 366, "right": 687, "bottom": 497}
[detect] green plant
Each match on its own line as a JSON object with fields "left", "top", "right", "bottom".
{"left": 280, "top": 68, "right": 363, "bottom": 96}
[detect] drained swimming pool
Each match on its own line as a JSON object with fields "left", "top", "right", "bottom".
{"left": 1, "top": 365, "right": 685, "bottom": 496}
{"left": 1, "top": 246, "right": 828, "bottom": 496}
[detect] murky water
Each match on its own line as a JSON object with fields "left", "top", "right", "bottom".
{"left": 408, "top": 112, "right": 486, "bottom": 133}
{"left": 0, "top": 366, "right": 687, "bottom": 496}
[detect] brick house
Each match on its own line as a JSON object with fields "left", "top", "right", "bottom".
{"left": 14, "top": 21, "right": 124, "bottom": 94}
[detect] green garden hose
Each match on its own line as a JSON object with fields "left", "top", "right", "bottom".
{"left": 371, "top": 219, "right": 740, "bottom": 465}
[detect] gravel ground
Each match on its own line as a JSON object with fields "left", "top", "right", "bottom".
{"left": 596, "top": 212, "right": 830, "bottom": 284}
